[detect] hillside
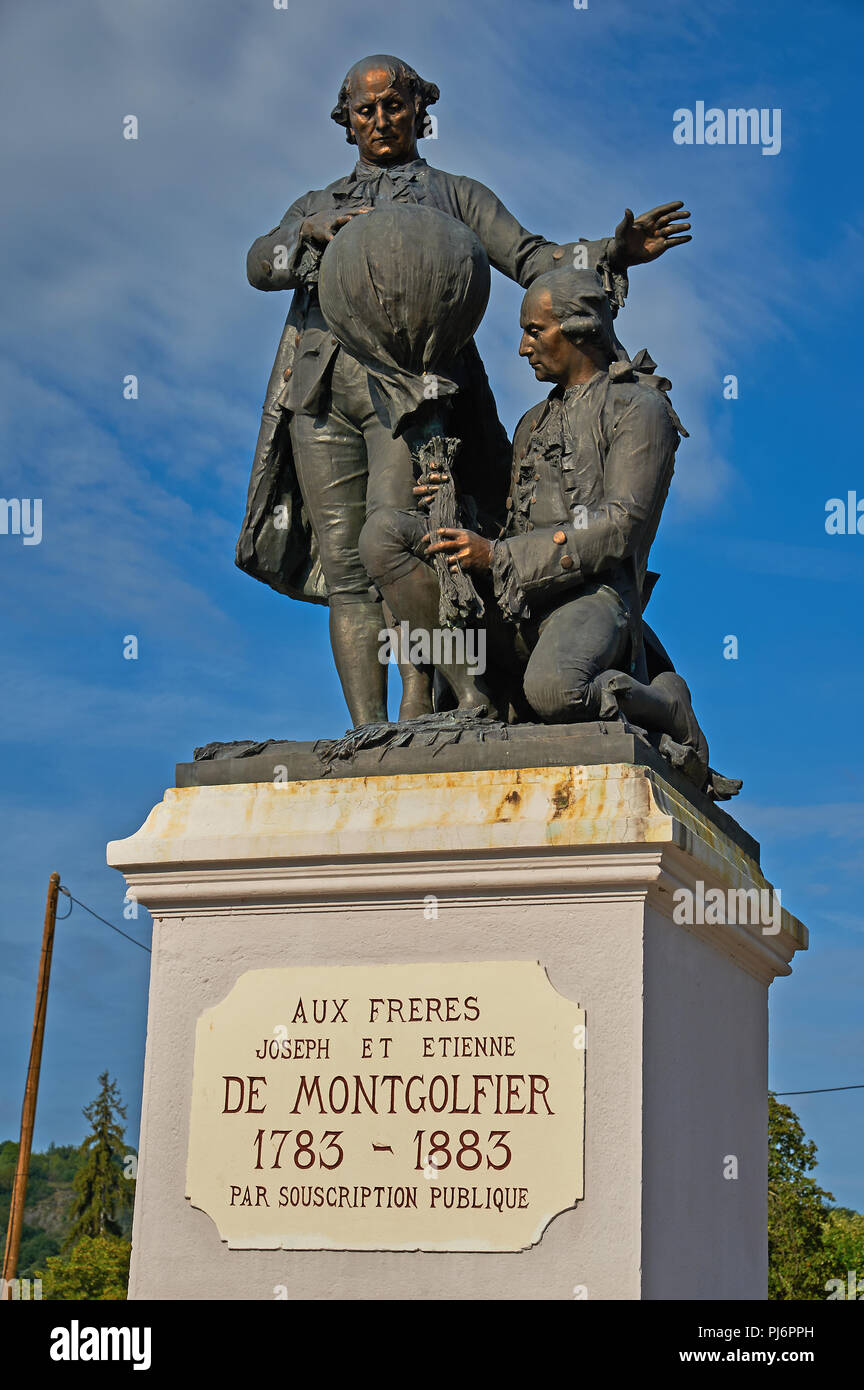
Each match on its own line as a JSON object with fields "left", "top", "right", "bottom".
{"left": 0, "top": 1140, "right": 134, "bottom": 1278}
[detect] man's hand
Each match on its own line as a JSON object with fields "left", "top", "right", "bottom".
{"left": 610, "top": 202, "right": 691, "bottom": 269}
{"left": 300, "top": 208, "right": 371, "bottom": 246}
{"left": 413, "top": 469, "right": 448, "bottom": 512}
{"left": 424, "top": 527, "right": 493, "bottom": 573}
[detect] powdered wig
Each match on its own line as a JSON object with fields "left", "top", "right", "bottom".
{"left": 331, "top": 55, "right": 440, "bottom": 144}
{"left": 530, "top": 267, "right": 616, "bottom": 360}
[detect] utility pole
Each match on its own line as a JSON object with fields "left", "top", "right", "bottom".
{"left": 1, "top": 872, "right": 61, "bottom": 1297}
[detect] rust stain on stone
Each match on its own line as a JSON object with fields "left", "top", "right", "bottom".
{"left": 550, "top": 777, "right": 574, "bottom": 819}
{"left": 495, "top": 785, "right": 523, "bottom": 823}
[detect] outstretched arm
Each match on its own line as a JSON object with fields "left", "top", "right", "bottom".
{"left": 453, "top": 177, "right": 691, "bottom": 298}
{"left": 452, "top": 175, "right": 610, "bottom": 287}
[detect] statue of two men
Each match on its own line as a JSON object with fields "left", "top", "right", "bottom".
{"left": 235, "top": 54, "right": 736, "bottom": 796}
{"left": 237, "top": 54, "right": 692, "bottom": 726}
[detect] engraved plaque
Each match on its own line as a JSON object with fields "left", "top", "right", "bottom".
{"left": 186, "top": 961, "right": 585, "bottom": 1252}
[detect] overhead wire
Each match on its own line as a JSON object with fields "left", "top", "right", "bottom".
{"left": 774, "top": 1085, "right": 864, "bottom": 1096}
{"left": 57, "top": 886, "right": 151, "bottom": 954}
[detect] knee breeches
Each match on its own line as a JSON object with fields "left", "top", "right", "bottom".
{"left": 289, "top": 352, "right": 417, "bottom": 604}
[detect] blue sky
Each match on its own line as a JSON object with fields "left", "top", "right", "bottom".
{"left": 1, "top": 0, "right": 862, "bottom": 1211}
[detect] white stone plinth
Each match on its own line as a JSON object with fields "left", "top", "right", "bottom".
{"left": 108, "top": 761, "right": 807, "bottom": 1301}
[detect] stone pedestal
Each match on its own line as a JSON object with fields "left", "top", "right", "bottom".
{"left": 108, "top": 736, "right": 806, "bottom": 1301}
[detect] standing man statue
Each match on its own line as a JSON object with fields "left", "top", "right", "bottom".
{"left": 237, "top": 54, "right": 693, "bottom": 728}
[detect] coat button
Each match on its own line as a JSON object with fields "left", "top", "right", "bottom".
{"left": 283, "top": 367, "right": 293, "bottom": 381}
{"left": 261, "top": 259, "right": 273, "bottom": 276}
{"left": 553, "top": 530, "right": 566, "bottom": 545}
{"left": 560, "top": 554, "right": 574, "bottom": 570}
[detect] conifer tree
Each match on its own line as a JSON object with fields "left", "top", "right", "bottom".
{"left": 66, "top": 1073, "right": 133, "bottom": 1247}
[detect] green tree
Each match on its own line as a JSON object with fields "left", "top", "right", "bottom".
{"left": 822, "top": 1207, "right": 864, "bottom": 1284}
{"left": 66, "top": 1073, "right": 134, "bottom": 1247}
{"left": 37, "top": 1234, "right": 130, "bottom": 1300}
{"left": 18, "top": 1227, "right": 61, "bottom": 1274}
{"left": 768, "top": 1094, "right": 835, "bottom": 1299}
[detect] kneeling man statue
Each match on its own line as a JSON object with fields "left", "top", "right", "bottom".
{"left": 359, "top": 267, "right": 737, "bottom": 799}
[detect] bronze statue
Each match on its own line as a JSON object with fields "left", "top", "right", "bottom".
{"left": 236, "top": 54, "right": 692, "bottom": 727}
{"left": 358, "top": 268, "right": 739, "bottom": 799}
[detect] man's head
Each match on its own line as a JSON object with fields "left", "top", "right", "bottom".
{"left": 519, "top": 268, "right": 616, "bottom": 388}
{"left": 331, "top": 55, "right": 439, "bottom": 165}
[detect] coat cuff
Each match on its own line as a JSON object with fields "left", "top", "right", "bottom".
{"left": 594, "top": 236, "right": 629, "bottom": 310}
{"left": 248, "top": 225, "right": 306, "bottom": 291}
{"left": 541, "top": 238, "right": 628, "bottom": 311}
{"left": 492, "top": 530, "right": 585, "bottom": 618}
